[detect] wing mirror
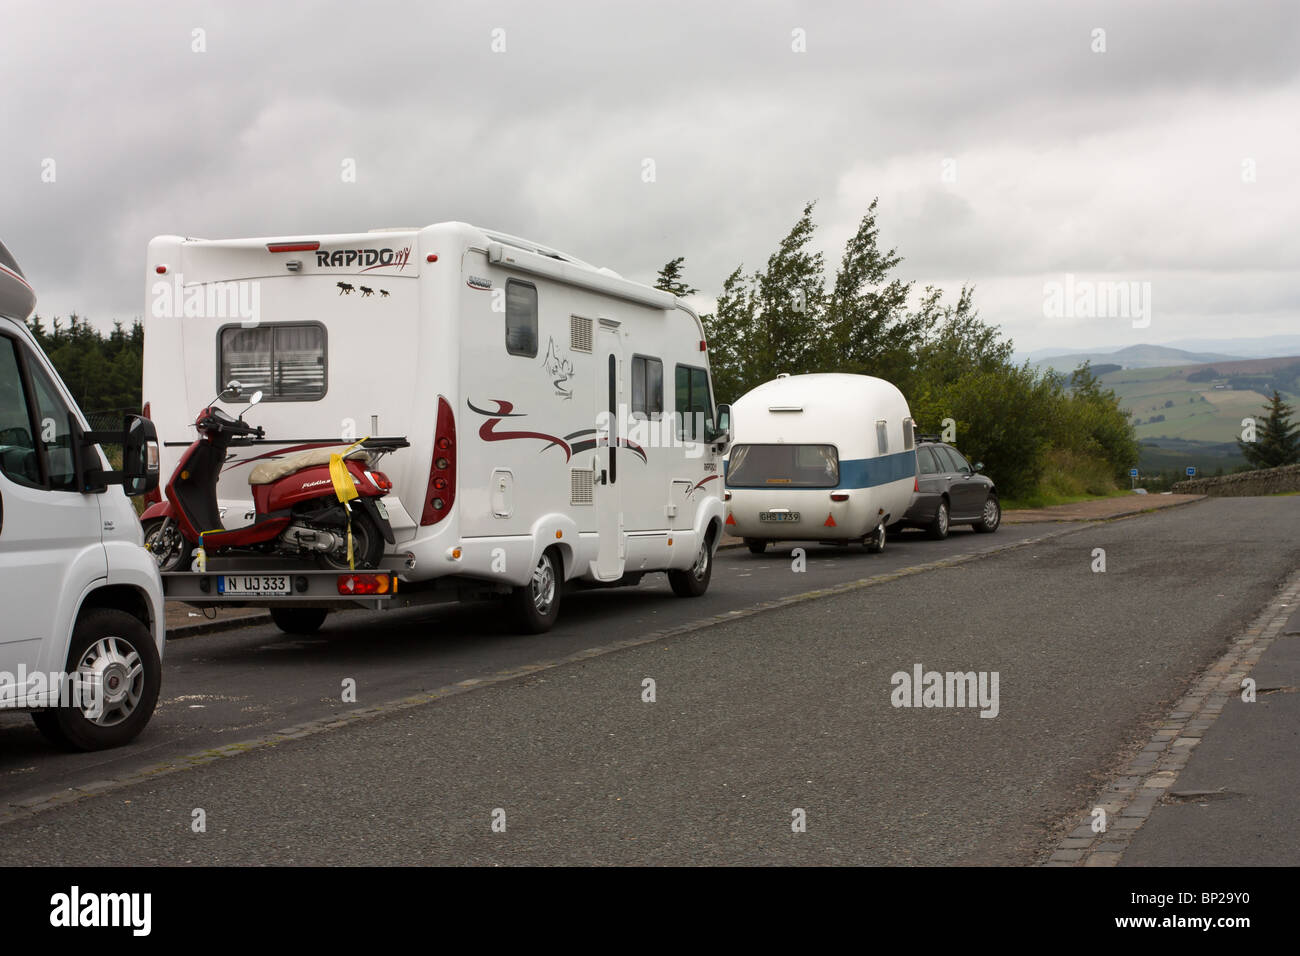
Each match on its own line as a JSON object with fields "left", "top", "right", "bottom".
{"left": 75, "top": 413, "right": 160, "bottom": 496}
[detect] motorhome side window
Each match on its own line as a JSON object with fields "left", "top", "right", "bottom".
{"left": 674, "top": 364, "right": 714, "bottom": 440}
{"left": 0, "top": 336, "right": 75, "bottom": 491}
{"left": 219, "top": 323, "right": 326, "bottom": 402}
{"left": 876, "top": 420, "right": 889, "bottom": 454}
{"left": 902, "top": 418, "right": 915, "bottom": 450}
{"left": 631, "top": 356, "right": 663, "bottom": 418}
{"left": 505, "top": 279, "right": 538, "bottom": 358}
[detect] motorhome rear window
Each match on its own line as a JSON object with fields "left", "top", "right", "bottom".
{"left": 726, "top": 443, "right": 839, "bottom": 488}
{"left": 218, "top": 323, "right": 326, "bottom": 402}
{"left": 505, "top": 279, "right": 538, "bottom": 358}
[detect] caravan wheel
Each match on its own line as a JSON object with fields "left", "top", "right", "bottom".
{"left": 864, "top": 522, "right": 887, "bottom": 554}
{"left": 511, "top": 549, "right": 562, "bottom": 633}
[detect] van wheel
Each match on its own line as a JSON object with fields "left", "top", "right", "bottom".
{"left": 927, "top": 499, "right": 950, "bottom": 540}
{"left": 31, "top": 608, "right": 161, "bottom": 752}
{"left": 511, "top": 548, "right": 562, "bottom": 633}
{"left": 973, "top": 495, "right": 1001, "bottom": 533}
{"left": 317, "top": 509, "right": 385, "bottom": 570}
{"left": 142, "top": 518, "right": 190, "bottom": 572}
{"left": 270, "top": 607, "right": 329, "bottom": 635}
{"left": 669, "top": 531, "right": 714, "bottom": 597}
{"left": 864, "top": 522, "right": 887, "bottom": 553}
{"left": 745, "top": 538, "right": 767, "bottom": 555}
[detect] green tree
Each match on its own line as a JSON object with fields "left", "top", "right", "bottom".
{"left": 654, "top": 257, "right": 698, "bottom": 297}
{"left": 1239, "top": 390, "right": 1300, "bottom": 468}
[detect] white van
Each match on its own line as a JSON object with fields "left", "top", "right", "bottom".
{"left": 140, "top": 222, "right": 729, "bottom": 631}
{"left": 0, "top": 241, "right": 165, "bottom": 750}
{"left": 724, "top": 373, "right": 917, "bottom": 553}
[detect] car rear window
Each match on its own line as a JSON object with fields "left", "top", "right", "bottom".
{"left": 727, "top": 443, "right": 839, "bottom": 488}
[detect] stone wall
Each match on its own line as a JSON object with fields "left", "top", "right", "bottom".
{"left": 1172, "top": 462, "right": 1300, "bottom": 497}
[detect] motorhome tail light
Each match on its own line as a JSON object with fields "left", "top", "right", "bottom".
{"left": 338, "top": 573, "right": 392, "bottom": 595}
{"left": 914, "top": 474, "right": 920, "bottom": 492}
{"left": 830, "top": 492, "right": 850, "bottom": 502}
{"left": 722, "top": 491, "right": 732, "bottom": 501}
{"left": 699, "top": 340, "right": 707, "bottom": 351}
{"left": 421, "top": 397, "right": 456, "bottom": 525}
{"left": 155, "top": 265, "right": 167, "bottom": 274}
{"left": 426, "top": 253, "right": 438, "bottom": 262}
{"left": 267, "top": 241, "right": 320, "bottom": 253}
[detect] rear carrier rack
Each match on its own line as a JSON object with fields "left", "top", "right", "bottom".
{"left": 162, "top": 564, "right": 399, "bottom": 610}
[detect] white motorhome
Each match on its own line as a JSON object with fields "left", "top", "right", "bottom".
{"left": 0, "top": 240, "right": 165, "bottom": 750}
{"left": 141, "top": 222, "right": 728, "bottom": 630}
{"left": 724, "top": 373, "right": 917, "bottom": 554}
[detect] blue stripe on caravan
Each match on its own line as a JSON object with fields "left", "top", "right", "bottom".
{"left": 837, "top": 450, "right": 917, "bottom": 489}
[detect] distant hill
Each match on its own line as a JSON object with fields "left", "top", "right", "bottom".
{"left": 1031, "top": 344, "right": 1238, "bottom": 375}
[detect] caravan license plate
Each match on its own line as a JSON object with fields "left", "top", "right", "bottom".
{"left": 219, "top": 575, "right": 291, "bottom": 596}
{"left": 759, "top": 511, "right": 799, "bottom": 522}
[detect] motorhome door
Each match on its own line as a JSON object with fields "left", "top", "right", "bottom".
{"left": 593, "top": 320, "right": 624, "bottom": 579}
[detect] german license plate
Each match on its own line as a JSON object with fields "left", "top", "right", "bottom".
{"left": 219, "top": 574, "right": 291, "bottom": 596}
{"left": 759, "top": 511, "right": 799, "bottom": 522}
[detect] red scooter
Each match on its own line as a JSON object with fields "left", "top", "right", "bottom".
{"left": 141, "top": 383, "right": 405, "bottom": 572}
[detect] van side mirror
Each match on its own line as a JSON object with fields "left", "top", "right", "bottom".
{"left": 121, "top": 415, "right": 161, "bottom": 496}
{"left": 78, "top": 414, "right": 160, "bottom": 496}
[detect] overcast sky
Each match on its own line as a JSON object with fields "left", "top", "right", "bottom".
{"left": 4, "top": 0, "right": 1297, "bottom": 355}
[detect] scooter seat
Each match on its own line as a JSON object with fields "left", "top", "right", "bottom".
{"left": 248, "top": 446, "right": 371, "bottom": 486}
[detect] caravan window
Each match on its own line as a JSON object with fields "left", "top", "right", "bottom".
{"left": 902, "top": 418, "right": 915, "bottom": 450}
{"left": 727, "top": 444, "right": 839, "bottom": 489}
{"left": 631, "top": 355, "right": 663, "bottom": 418}
{"left": 219, "top": 323, "right": 326, "bottom": 402}
{"left": 505, "top": 280, "right": 538, "bottom": 358}
{"left": 876, "top": 420, "right": 889, "bottom": 455}
{"left": 674, "top": 364, "right": 714, "bottom": 440}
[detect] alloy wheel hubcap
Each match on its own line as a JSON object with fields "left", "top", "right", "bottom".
{"left": 984, "top": 499, "right": 999, "bottom": 525}
{"left": 77, "top": 636, "right": 143, "bottom": 727}
{"left": 693, "top": 539, "right": 710, "bottom": 580}
{"left": 532, "top": 557, "right": 556, "bottom": 612}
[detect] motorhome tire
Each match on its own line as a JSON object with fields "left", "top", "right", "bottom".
{"left": 511, "top": 548, "right": 562, "bottom": 633}
{"left": 142, "top": 518, "right": 190, "bottom": 572}
{"left": 316, "top": 509, "right": 385, "bottom": 570}
{"left": 31, "top": 608, "right": 162, "bottom": 752}
{"left": 270, "top": 607, "right": 329, "bottom": 635}
{"left": 973, "top": 495, "right": 1001, "bottom": 533}
{"left": 927, "top": 499, "right": 950, "bottom": 540}
{"left": 865, "top": 522, "right": 887, "bottom": 553}
{"left": 669, "top": 531, "right": 714, "bottom": 597}
{"left": 745, "top": 538, "right": 767, "bottom": 555}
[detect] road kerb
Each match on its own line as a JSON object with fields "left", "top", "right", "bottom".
{"left": 1044, "top": 566, "right": 1300, "bottom": 866}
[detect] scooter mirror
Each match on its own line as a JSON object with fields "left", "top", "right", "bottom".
{"left": 249, "top": 390, "right": 263, "bottom": 406}
{"left": 224, "top": 380, "right": 242, "bottom": 398}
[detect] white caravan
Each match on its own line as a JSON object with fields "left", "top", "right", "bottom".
{"left": 724, "top": 373, "right": 916, "bottom": 554}
{"left": 141, "top": 222, "right": 728, "bottom": 630}
{"left": 0, "top": 240, "right": 165, "bottom": 749}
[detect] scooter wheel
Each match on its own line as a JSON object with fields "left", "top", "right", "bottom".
{"left": 316, "top": 509, "right": 385, "bottom": 570}
{"left": 142, "top": 519, "right": 191, "bottom": 572}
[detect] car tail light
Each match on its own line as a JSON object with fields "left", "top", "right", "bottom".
{"left": 338, "top": 573, "right": 393, "bottom": 595}
{"left": 421, "top": 397, "right": 456, "bottom": 525}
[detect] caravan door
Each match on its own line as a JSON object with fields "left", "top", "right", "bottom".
{"left": 593, "top": 321, "right": 624, "bottom": 580}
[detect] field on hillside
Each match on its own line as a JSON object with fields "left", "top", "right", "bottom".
{"left": 1098, "top": 355, "right": 1300, "bottom": 444}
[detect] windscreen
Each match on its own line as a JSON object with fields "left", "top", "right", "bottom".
{"left": 726, "top": 443, "right": 839, "bottom": 488}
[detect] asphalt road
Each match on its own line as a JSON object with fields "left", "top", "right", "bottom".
{"left": 3, "top": 497, "right": 1298, "bottom": 865}
{"left": 0, "top": 520, "right": 1070, "bottom": 806}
